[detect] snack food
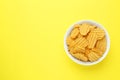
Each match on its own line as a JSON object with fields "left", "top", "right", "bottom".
{"left": 87, "top": 32, "right": 97, "bottom": 49}
{"left": 71, "top": 53, "right": 88, "bottom": 62}
{"left": 70, "top": 28, "right": 79, "bottom": 39}
{"left": 66, "top": 23, "right": 106, "bottom": 62}
{"left": 80, "top": 23, "right": 90, "bottom": 36}
{"left": 96, "top": 36, "right": 107, "bottom": 52}
{"left": 87, "top": 51, "right": 100, "bottom": 62}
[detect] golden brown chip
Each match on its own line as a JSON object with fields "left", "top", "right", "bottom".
{"left": 89, "top": 25, "right": 96, "bottom": 31}
{"left": 69, "top": 36, "right": 83, "bottom": 48}
{"left": 87, "top": 32, "right": 97, "bottom": 49}
{"left": 88, "top": 51, "right": 100, "bottom": 62}
{"left": 85, "top": 48, "right": 90, "bottom": 55}
{"left": 77, "top": 33, "right": 82, "bottom": 38}
{"left": 70, "top": 28, "right": 79, "bottom": 39}
{"left": 92, "top": 27, "right": 105, "bottom": 40}
{"left": 69, "top": 36, "right": 87, "bottom": 47}
{"left": 69, "top": 47, "right": 74, "bottom": 54}
{"left": 70, "top": 46, "right": 85, "bottom": 54}
{"left": 80, "top": 23, "right": 90, "bottom": 36}
{"left": 66, "top": 36, "right": 74, "bottom": 46}
{"left": 71, "top": 53, "right": 88, "bottom": 62}
{"left": 76, "top": 37, "right": 88, "bottom": 48}
{"left": 69, "top": 37, "right": 87, "bottom": 54}
{"left": 92, "top": 48, "right": 103, "bottom": 56}
{"left": 96, "top": 37, "right": 107, "bottom": 52}
{"left": 74, "top": 24, "right": 81, "bottom": 28}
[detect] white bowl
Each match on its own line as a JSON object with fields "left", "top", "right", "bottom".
{"left": 64, "top": 20, "right": 110, "bottom": 66}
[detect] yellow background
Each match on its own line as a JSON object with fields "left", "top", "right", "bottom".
{"left": 0, "top": 0, "right": 120, "bottom": 80}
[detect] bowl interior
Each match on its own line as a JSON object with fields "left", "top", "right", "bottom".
{"left": 64, "top": 20, "right": 110, "bottom": 66}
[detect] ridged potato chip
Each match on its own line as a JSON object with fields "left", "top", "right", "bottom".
{"left": 69, "top": 36, "right": 83, "bottom": 48}
{"left": 87, "top": 32, "right": 97, "bottom": 49}
{"left": 71, "top": 53, "right": 88, "bottom": 62}
{"left": 76, "top": 37, "right": 88, "bottom": 48}
{"left": 88, "top": 51, "right": 100, "bottom": 62}
{"left": 80, "top": 23, "right": 90, "bottom": 36}
{"left": 92, "top": 48, "right": 103, "bottom": 56}
{"left": 92, "top": 27, "right": 105, "bottom": 40}
{"left": 70, "top": 46, "right": 85, "bottom": 54}
{"left": 66, "top": 36, "right": 74, "bottom": 46}
{"left": 89, "top": 25, "right": 96, "bottom": 31}
{"left": 74, "top": 24, "right": 81, "bottom": 28}
{"left": 96, "top": 37, "right": 107, "bottom": 52}
{"left": 70, "top": 28, "right": 79, "bottom": 39}
{"left": 85, "top": 48, "right": 90, "bottom": 55}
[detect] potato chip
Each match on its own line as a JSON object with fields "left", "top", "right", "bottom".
{"left": 70, "top": 46, "right": 85, "bottom": 54}
{"left": 70, "top": 28, "right": 79, "bottom": 39}
{"left": 92, "top": 27, "right": 105, "bottom": 40}
{"left": 71, "top": 53, "right": 88, "bottom": 62}
{"left": 85, "top": 48, "right": 90, "bottom": 55}
{"left": 92, "top": 48, "right": 103, "bottom": 56}
{"left": 89, "top": 25, "right": 96, "bottom": 31}
{"left": 66, "top": 36, "right": 74, "bottom": 46}
{"left": 69, "top": 36, "right": 83, "bottom": 48}
{"left": 74, "top": 24, "right": 81, "bottom": 28}
{"left": 87, "top": 32, "right": 97, "bottom": 49}
{"left": 80, "top": 23, "right": 90, "bottom": 36}
{"left": 96, "top": 37, "right": 107, "bottom": 52}
{"left": 88, "top": 51, "right": 100, "bottom": 62}
{"left": 77, "top": 37, "right": 88, "bottom": 48}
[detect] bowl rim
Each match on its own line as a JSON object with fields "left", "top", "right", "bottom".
{"left": 64, "top": 20, "right": 110, "bottom": 66}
